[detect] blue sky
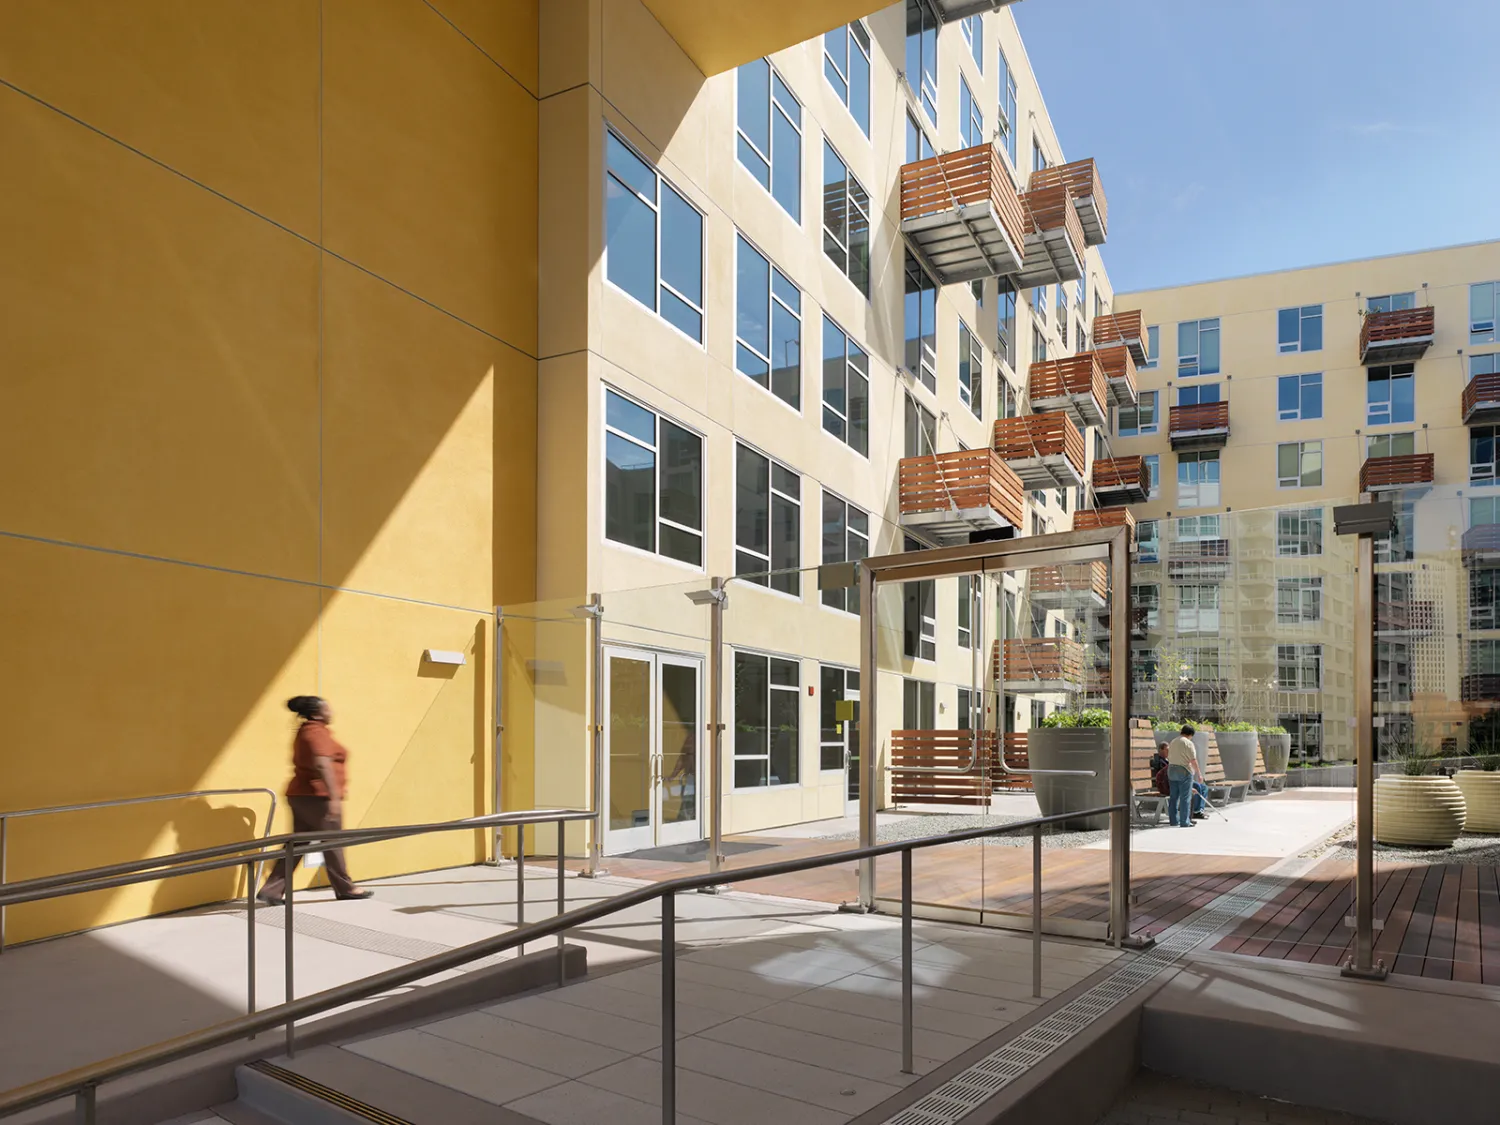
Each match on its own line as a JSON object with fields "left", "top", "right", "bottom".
{"left": 1015, "top": 0, "right": 1500, "bottom": 294}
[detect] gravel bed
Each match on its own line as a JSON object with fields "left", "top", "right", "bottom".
{"left": 1300, "top": 823, "right": 1500, "bottom": 866}
{"left": 818, "top": 812, "right": 1114, "bottom": 850}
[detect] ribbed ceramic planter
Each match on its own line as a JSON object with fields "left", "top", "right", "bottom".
{"left": 1028, "top": 729, "right": 1111, "bottom": 831}
{"left": 1374, "top": 776, "right": 1467, "bottom": 847}
{"left": 1216, "top": 732, "right": 1259, "bottom": 782}
{"left": 1259, "top": 732, "right": 1291, "bottom": 774}
{"left": 1454, "top": 771, "right": 1500, "bottom": 832}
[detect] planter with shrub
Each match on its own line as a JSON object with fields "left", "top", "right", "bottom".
{"left": 1215, "top": 722, "right": 1260, "bottom": 782}
{"left": 1375, "top": 751, "right": 1466, "bottom": 847}
{"left": 1454, "top": 755, "right": 1500, "bottom": 833}
{"left": 1030, "top": 709, "right": 1112, "bottom": 831}
{"left": 1258, "top": 725, "right": 1292, "bottom": 774}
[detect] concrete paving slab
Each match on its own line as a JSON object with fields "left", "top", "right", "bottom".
{"left": 508, "top": 1080, "right": 714, "bottom": 1125}
{"left": 420, "top": 1010, "right": 630, "bottom": 1079}
{"left": 649, "top": 1035, "right": 903, "bottom": 1114}
{"left": 344, "top": 1027, "right": 562, "bottom": 1105}
{"left": 580, "top": 1054, "right": 848, "bottom": 1125}
{"left": 1104, "top": 793, "right": 1352, "bottom": 857}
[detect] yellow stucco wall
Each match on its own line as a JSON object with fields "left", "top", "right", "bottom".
{"left": 0, "top": 0, "right": 539, "bottom": 943}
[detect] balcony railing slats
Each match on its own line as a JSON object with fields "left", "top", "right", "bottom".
{"left": 1015, "top": 183, "right": 1085, "bottom": 287}
{"left": 899, "top": 144, "right": 1027, "bottom": 284}
{"left": 1358, "top": 453, "right": 1433, "bottom": 492}
{"left": 1094, "top": 343, "right": 1138, "bottom": 408}
{"left": 1027, "top": 353, "right": 1107, "bottom": 427}
{"left": 1092, "top": 456, "right": 1150, "bottom": 503}
{"left": 1168, "top": 401, "right": 1230, "bottom": 447}
{"left": 1001, "top": 638, "right": 1084, "bottom": 685}
{"left": 898, "top": 448, "right": 1025, "bottom": 537}
{"left": 1359, "top": 306, "right": 1435, "bottom": 363}
{"left": 1027, "top": 158, "right": 1106, "bottom": 245}
{"left": 1463, "top": 372, "right": 1500, "bottom": 424}
{"left": 1073, "top": 506, "right": 1135, "bottom": 544}
{"left": 1093, "top": 309, "right": 1147, "bottom": 366}
{"left": 1030, "top": 561, "right": 1108, "bottom": 603}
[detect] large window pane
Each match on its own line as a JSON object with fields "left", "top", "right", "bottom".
{"left": 736, "top": 59, "right": 770, "bottom": 182}
{"left": 736, "top": 236, "right": 770, "bottom": 383}
{"left": 604, "top": 174, "right": 656, "bottom": 310}
{"left": 605, "top": 432, "right": 654, "bottom": 552}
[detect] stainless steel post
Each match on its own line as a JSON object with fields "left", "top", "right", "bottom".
{"left": 283, "top": 839, "right": 295, "bottom": 1057}
{"left": 858, "top": 563, "right": 878, "bottom": 910}
{"left": 516, "top": 822, "right": 526, "bottom": 958}
{"left": 662, "top": 892, "right": 676, "bottom": 1125}
{"left": 556, "top": 821, "right": 566, "bottom": 986}
{"left": 493, "top": 607, "right": 504, "bottom": 864}
{"left": 901, "top": 848, "right": 914, "bottom": 1075}
{"left": 73, "top": 1084, "right": 95, "bottom": 1125}
{"left": 1345, "top": 529, "right": 1386, "bottom": 979}
{"left": 1032, "top": 825, "right": 1042, "bottom": 999}
{"left": 707, "top": 577, "right": 726, "bottom": 880}
{"left": 247, "top": 860, "right": 257, "bottom": 1028}
{"left": 587, "top": 593, "right": 606, "bottom": 877}
{"left": 1107, "top": 530, "right": 1138, "bottom": 948}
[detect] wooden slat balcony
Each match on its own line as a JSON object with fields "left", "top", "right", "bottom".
{"left": 1073, "top": 506, "right": 1135, "bottom": 545}
{"left": 1168, "top": 401, "right": 1230, "bottom": 449}
{"left": 928, "top": 0, "right": 1020, "bottom": 21}
{"left": 1461, "top": 674, "right": 1500, "bottom": 704}
{"left": 1462, "top": 373, "right": 1500, "bottom": 425}
{"left": 1028, "top": 158, "right": 1107, "bottom": 245}
{"left": 1095, "top": 344, "right": 1138, "bottom": 409}
{"left": 1029, "top": 560, "right": 1108, "bottom": 607}
{"left": 1167, "top": 538, "right": 1231, "bottom": 581}
{"left": 900, "top": 144, "right": 1026, "bottom": 285}
{"left": 998, "top": 733, "right": 1032, "bottom": 791}
{"left": 889, "top": 730, "right": 997, "bottom": 807}
{"left": 1000, "top": 638, "right": 1084, "bottom": 692}
{"left": 1462, "top": 523, "right": 1500, "bottom": 567}
{"left": 1092, "top": 456, "right": 1150, "bottom": 505}
{"left": 897, "top": 448, "right": 1025, "bottom": 544}
{"left": 1360, "top": 306, "right": 1435, "bottom": 364}
{"left": 1027, "top": 353, "right": 1107, "bottom": 428}
{"left": 1358, "top": 453, "right": 1433, "bottom": 494}
{"left": 1376, "top": 600, "right": 1435, "bottom": 636}
{"left": 1092, "top": 309, "right": 1147, "bottom": 366}
{"left": 1014, "top": 183, "right": 1085, "bottom": 287}
{"left": 991, "top": 412, "right": 1085, "bottom": 490}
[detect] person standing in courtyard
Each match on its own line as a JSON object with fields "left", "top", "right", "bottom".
{"left": 1166, "top": 725, "right": 1206, "bottom": 828}
{"left": 258, "top": 695, "right": 373, "bottom": 905}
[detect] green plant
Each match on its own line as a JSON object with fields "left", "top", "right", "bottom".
{"left": 1194, "top": 720, "right": 1216, "bottom": 731}
{"left": 1219, "top": 721, "right": 1258, "bottom": 732}
{"left": 1040, "top": 708, "right": 1110, "bottom": 729}
{"left": 1258, "top": 724, "right": 1288, "bottom": 735}
{"left": 1389, "top": 737, "right": 1434, "bottom": 777}
{"left": 1474, "top": 753, "right": 1500, "bottom": 772}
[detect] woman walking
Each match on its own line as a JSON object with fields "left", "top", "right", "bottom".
{"left": 258, "top": 696, "right": 372, "bottom": 905}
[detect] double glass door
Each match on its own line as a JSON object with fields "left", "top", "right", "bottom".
{"left": 604, "top": 647, "right": 702, "bottom": 854}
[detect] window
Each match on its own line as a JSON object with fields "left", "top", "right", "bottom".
{"left": 959, "top": 321, "right": 983, "bottom": 417}
{"left": 904, "top": 254, "right": 937, "bottom": 392}
{"left": 1032, "top": 324, "right": 1047, "bottom": 363}
{"left": 1176, "top": 382, "right": 1220, "bottom": 407}
{"left": 957, "top": 574, "right": 981, "bottom": 648}
{"left": 1132, "top": 647, "right": 1158, "bottom": 686}
{"left": 959, "top": 77, "right": 984, "bottom": 148}
{"left": 997, "top": 280, "right": 1017, "bottom": 369}
{"left": 1056, "top": 284, "right": 1068, "bottom": 328}
{"left": 1177, "top": 450, "right": 1221, "bottom": 508}
{"left": 1177, "top": 318, "right": 1220, "bottom": 378}
{"left": 1142, "top": 325, "right": 1160, "bottom": 368}
{"left": 735, "top": 236, "right": 801, "bottom": 408}
{"left": 1119, "top": 391, "right": 1158, "bottom": 437}
{"left": 1367, "top": 432, "right": 1414, "bottom": 460}
{"left": 1376, "top": 496, "right": 1415, "bottom": 563}
{"left": 972, "top": 279, "right": 985, "bottom": 309}
{"left": 1471, "top": 570, "right": 1500, "bottom": 631}
{"left": 1474, "top": 353, "right": 1500, "bottom": 379}
{"left": 1178, "top": 585, "right": 1220, "bottom": 634}
{"left": 604, "top": 389, "right": 702, "bottom": 565}
{"left": 1278, "top": 577, "right": 1322, "bottom": 624}
{"left": 904, "top": 111, "right": 935, "bottom": 164}
{"left": 1277, "top": 508, "right": 1323, "bottom": 557}
{"left": 1472, "top": 639, "right": 1500, "bottom": 676}
{"left": 1277, "top": 441, "right": 1322, "bottom": 488}
{"left": 1033, "top": 286, "right": 1047, "bottom": 322}
{"left": 904, "top": 546, "right": 936, "bottom": 660}
{"left": 1133, "top": 584, "right": 1159, "bottom": 631}
{"left": 903, "top": 678, "right": 936, "bottom": 730}
{"left": 822, "top": 142, "right": 870, "bottom": 295}
{"left": 1001, "top": 377, "right": 1018, "bottom": 419}
{"left": 1277, "top": 374, "right": 1322, "bottom": 421}
{"left": 1183, "top": 646, "right": 1222, "bottom": 683}
{"left": 823, "top": 22, "right": 871, "bottom": 136}
{"left": 737, "top": 60, "right": 802, "bottom": 221}
{"left": 1472, "top": 281, "right": 1499, "bottom": 345}
{"left": 1472, "top": 426, "right": 1500, "bottom": 485}
{"left": 1376, "top": 641, "right": 1412, "bottom": 703}
{"left": 1176, "top": 514, "right": 1221, "bottom": 541}
{"left": 904, "top": 395, "right": 937, "bottom": 459}
{"left": 819, "top": 666, "right": 859, "bottom": 770}
{"left": 1136, "top": 520, "right": 1159, "bottom": 562}
{"left": 1032, "top": 138, "right": 1048, "bottom": 174}
{"left": 1473, "top": 495, "right": 1500, "bottom": 528}
{"left": 1368, "top": 292, "right": 1415, "bottom": 313}
{"left": 957, "top": 688, "right": 976, "bottom": 731}
{"left": 1366, "top": 364, "right": 1414, "bottom": 427}
{"left": 735, "top": 444, "right": 800, "bottom": 595}
{"left": 821, "top": 492, "right": 869, "bottom": 613}
{"left": 822, "top": 316, "right": 869, "bottom": 455}
{"left": 1277, "top": 305, "right": 1323, "bottom": 353}
{"left": 1282, "top": 714, "right": 1323, "bottom": 760}
{"left": 996, "top": 48, "right": 1017, "bottom": 166}
{"left": 1144, "top": 454, "right": 1161, "bottom": 499}
{"left": 1277, "top": 645, "right": 1322, "bottom": 691}
{"left": 962, "top": 15, "right": 983, "bottom": 69}
{"left": 905, "top": 0, "right": 938, "bottom": 124}
{"left": 605, "top": 131, "right": 704, "bottom": 341}
{"left": 733, "top": 651, "right": 800, "bottom": 788}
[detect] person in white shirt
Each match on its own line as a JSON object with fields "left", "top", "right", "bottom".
{"left": 1166, "top": 725, "right": 1206, "bottom": 828}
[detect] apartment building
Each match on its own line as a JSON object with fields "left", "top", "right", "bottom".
{"left": 1113, "top": 240, "right": 1500, "bottom": 761}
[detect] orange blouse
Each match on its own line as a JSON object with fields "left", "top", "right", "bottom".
{"left": 287, "top": 721, "right": 348, "bottom": 799}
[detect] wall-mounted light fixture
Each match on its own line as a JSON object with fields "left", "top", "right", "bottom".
{"left": 424, "top": 649, "right": 467, "bottom": 666}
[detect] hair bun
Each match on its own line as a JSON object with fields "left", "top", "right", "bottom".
{"left": 286, "top": 696, "right": 305, "bottom": 713}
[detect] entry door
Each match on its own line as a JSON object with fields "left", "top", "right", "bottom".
{"left": 604, "top": 648, "right": 702, "bottom": 853}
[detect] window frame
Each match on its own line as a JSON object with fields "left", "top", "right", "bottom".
{"left": 1277, "top": 373, "right": 1323, "bottom": 422}
{"left": 823, "top": 21, "right": 872, "bottom": 137}
{"left": 734, "top": 233, "right": 802, "bottom": 411}
{"left": 958, "top": 318, "right": 983, "bottom": 418}
{"left": 821, "top": 315, "right": 870, "bottom": 457}
{"left": 1276, "top": 508, "right": 1324, "bottom": 557}
{"left": 734, "top": 442, "right": 802, "bottom": 598}
{"left": 1366, "top": 363, "right": 1415, "bottom": 428}
{"left": 996, "top": 46, "right": 1017, "bottom": 168}
{"left": 821, "top": 140, "right": 871, "bottom": 296}
{"left": 732, "top": 649, "right": 802, "bottom": 790}
{"left": 904, "top": 253, "right": 938, "bottom": 392}
{"left": 1177, "top": 450, "right": 1222, "bottom": 509}
{"left": 1277, "top": 644, "right": 1323, "bottom": 692}
{"left": 1368, "top": 292, "right": 1416, "bottom": 313}
{"left": 735, "top": 59, "right": 803, "bottom": 223}
{"left": 959, "top": 75, "right": 984, "bottom": 149}
{"left": 1471, "top": 425, "right": 1500, "bottom": 486}
{"left": 821, "top": 490, "right": 869, "bottom": 615}
{"left": 818, "top": 665, "right": 860, "bottom": 772}
{"left": 602, "top": 386, "right": 705, "bottom": 568}
{"left": 1142, "top": 324, "right": 1160, "bottom": 368}
{"left": 1177, "top": 584, "right": 1221, "bottom": 634}
{"left": 1136, "top": 519, "right": 1160, "bottom": 563}
{"left": 1277, "top": 577, "right": 1323, "bottom": 625}
{"left": 1177, "top": 317, "right": 1221, "bottom": 378}
{"left": 1277, "top": 304, "right": 1323, "bottom": 354}
{"left": 1472, "top": 281, "right": 1499, "bottom": 345}
{"left": 1277, "top": 440, "right": 1323, "bottom": 489}
{"left": 1119, "top": 391, "right": 1158, "bottom": 437}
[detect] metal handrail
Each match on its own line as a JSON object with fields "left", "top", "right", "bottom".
{"left": 0, "top": 803, "right": 1126, "bottom": 1122}
{"left": 0, "top": 788, "right": 278, "bottom": 952}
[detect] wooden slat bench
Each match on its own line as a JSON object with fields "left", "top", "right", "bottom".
{"left": 1130, "top": 719, "right": 1167, "bottom": 825}
{"left": 1203, "top": 731, "right": 1249, "bottom": 805}
{"left": 1251, "top": 743, "right": 1287, "bottom": 792}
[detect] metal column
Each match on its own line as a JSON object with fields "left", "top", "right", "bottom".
{"left": 493, "top": 607, "right": 504, "bottom": 864}
{"left": 1108, "top": 530, "right": 1142, "bottom": 948}
{"left": 584, "top": 594, "right": 607, "bottom": 878}
{"left": 707, "top": 578, "right": 727, "bottom": 881}
{"left": 858, "top": 563, "right": 879, "bottom": 910}
{"left": 1345, "top": 528, "right": 1386, "bottom": 979}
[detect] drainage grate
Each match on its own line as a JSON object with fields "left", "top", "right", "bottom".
{"left": 883, "top": 871, "right": 1290, "bottom": 1125}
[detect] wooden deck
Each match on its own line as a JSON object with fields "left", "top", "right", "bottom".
{"left": 1212, "top": 856, "right": 1500, "bottom": 984}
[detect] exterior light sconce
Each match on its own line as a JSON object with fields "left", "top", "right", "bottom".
{"left": 423, "top": 649, "right": 466, "bottom": 666}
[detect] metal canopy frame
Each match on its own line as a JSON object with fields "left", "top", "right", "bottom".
{"left": 854, "top": 525, "right": 1140, "bottom": 946}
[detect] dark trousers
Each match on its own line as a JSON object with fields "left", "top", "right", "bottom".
{"left": 259, "top": 795, "right": 357, "bottom": 899}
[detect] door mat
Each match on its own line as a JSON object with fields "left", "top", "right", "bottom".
{"left": 618, "top": 840, "right": 777, "bottom": 863}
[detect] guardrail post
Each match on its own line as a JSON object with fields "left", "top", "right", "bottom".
{"left": 556, "top": 821, "right": 567, "bottom": 986}
{"left": 0, "top": 813, "right": 8, "bottom": 954}
{"left": 247, "top": 858, "right": 257, "bottom": 1032}
{"left": 517, "top": 822, "right": 526, "bottom": 958}
{"left": 74, "top": 1083, "right": 95, "bottom": 1124}
{"left": 901, "top": 848, "right": 914, "bottom": 1075}
{"left": 662, "top": 891, "right": 676, "bottom": 1125}
{"left": 1032, "top": 824, "right": 1042, "bottom": 999}
{"left": 284, "top": 839, "right": 296, "bottom": 1058}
